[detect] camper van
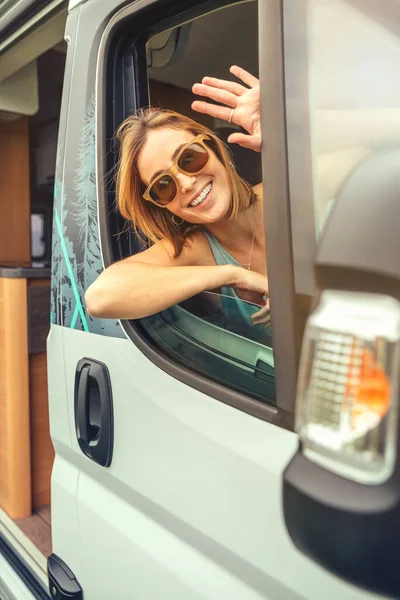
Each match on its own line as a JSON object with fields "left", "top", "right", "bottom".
{"left": 0, "top": 0, "right": 399, "bottom": 598}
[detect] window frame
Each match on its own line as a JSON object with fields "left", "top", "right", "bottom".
{"left": 282, "top": 0, "right": 318, "bottom": 349}
{"left": 96, "top": 0, "right": 298, "bottom": 428}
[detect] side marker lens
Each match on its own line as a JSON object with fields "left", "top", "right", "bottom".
{"left": 296, "top": 291, "right": 400, "bottom": 484}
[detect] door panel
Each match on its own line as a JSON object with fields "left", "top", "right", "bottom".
{"left": 57, "top": 326, "right": 377, "bottom": 599}
{"left": 47, "top": 325, "right": 82, "bottom": 580}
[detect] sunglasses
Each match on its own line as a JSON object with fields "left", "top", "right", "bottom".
{"left": 143, "top": 134, "right": 211, "bottom": 207}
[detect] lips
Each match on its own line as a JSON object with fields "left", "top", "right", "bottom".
{"left": 189, "top": 182, "right": 212, "bottom": 207}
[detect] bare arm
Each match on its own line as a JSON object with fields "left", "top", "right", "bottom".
{"left": 85, "top": 239, "right": 268, "bottom": 320}
{"left": 86, "top": 261, "right": 236, "bottom": 319}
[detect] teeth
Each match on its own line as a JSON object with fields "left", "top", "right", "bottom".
{"left": 190, "top": 183, "right": 212, "bottom": 207}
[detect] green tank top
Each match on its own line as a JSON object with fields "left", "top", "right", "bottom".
{"left": 202, "top": 229, "right": 272, "bottom": 344}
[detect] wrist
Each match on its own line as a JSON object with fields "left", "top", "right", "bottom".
{"left": 223, "top": 264, "right": 242, "bottom": 287}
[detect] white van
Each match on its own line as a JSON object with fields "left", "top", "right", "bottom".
{"left": 0, "top": 0, "right": 399, "bottom": 599}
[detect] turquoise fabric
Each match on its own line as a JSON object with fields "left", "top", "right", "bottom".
{"left": 202, "top": 229, "right": 272, "bottom": 343}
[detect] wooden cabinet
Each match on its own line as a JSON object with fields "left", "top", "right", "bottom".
{"left": 0, "top": 118, "right": 30, "bottom": 268}
{"left": 0, "top": 269, "right": 53, "bottom": 519}
{"left": 29, "top": 278, "right": 53, "bottom": 509}
{"left": 0, "top": 275, "right": 31, "bottom": 518}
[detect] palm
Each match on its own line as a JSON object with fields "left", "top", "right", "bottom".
{"left": 233, "top": 84, "right": 260, "bottom": 139}
{"left": 192, "top": 66, "right": 261, "bottom": 152}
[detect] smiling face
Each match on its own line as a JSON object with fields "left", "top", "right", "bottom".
{"left": 137, "top": 127, "right": 232, "bottom": 225}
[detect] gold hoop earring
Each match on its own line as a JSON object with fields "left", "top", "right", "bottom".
{"left": 172, "top": 215, "right": 184, "bottom": 226}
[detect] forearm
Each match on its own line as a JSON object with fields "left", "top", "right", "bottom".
{"left": 85, "top": 261, "right": 239, "bottom": 320}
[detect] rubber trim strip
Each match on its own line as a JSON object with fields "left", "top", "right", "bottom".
{"left": 0, "top": 534, "right": 50, "bottom": 600}
{"left": 0, "top": 0, "right": 52, "bottom": 44}
{"left": 0, "top": 0, "right": 67, "bottom": 44}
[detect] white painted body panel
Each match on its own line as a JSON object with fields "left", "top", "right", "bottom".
{"left": 47, "top": 326, "right": 381, "bottom": 600}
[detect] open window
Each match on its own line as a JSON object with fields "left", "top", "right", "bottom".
{"left": 100, "top": 0, "right": 279, "bottom": 414}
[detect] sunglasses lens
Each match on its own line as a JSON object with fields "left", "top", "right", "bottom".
{"left": 149, "top": 175, "right": 177, "bottom": 205}
{"left": 178, "top": 143, "right": 209, "bottom": 174}
{"left": 146, "top": 139, "right": 209, "bottom": 206}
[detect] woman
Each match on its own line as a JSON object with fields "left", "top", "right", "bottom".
{"left": 85, "top": 66, "right": 270, "bottom": 329}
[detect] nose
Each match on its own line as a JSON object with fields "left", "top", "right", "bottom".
{"left": 176, "top": 172, "right": 196, "bottom": 194}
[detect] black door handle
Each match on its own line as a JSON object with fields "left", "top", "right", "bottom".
{"left": 76, "top": 365, "right": 90, "bottom": 443}
{"left": 74, "top": 358, "right": 113, "bottom": 467}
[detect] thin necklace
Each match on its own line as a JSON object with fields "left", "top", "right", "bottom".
{"left": 242, "top": 203, "right": 257, "bottom": 270}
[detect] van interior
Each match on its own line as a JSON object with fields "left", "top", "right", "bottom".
{"left": 0, "top": 41, "right": 66, "bottom": 570}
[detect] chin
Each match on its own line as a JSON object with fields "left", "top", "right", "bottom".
{"left": 209, "top": 201, "right": 231, "bottom": 222}
{"left": 182, "top": 189, "right": 231, "bottom": 225}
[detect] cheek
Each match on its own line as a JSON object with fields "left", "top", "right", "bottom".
{"left": 166, "top": 200, "right": 183, "bottom": 217}
{"left": 217, "top": 166, "right": 231, "bottom": 195}
{"left": 210, "top": 158, "right": 230, "bottom": 186}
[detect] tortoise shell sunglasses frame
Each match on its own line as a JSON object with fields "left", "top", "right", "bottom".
{"left": 142, "top": 134, "right": 212, "bottom": 207}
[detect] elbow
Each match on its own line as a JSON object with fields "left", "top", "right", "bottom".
{"left": 85, "top": 284, "right": 110, "bottom": 319}
{"left": 85, "top": 281, "right": 142, "bottom": 320}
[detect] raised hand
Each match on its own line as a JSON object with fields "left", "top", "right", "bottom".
{"left": 192, "top": 65, "right": 261, "bottom": 152}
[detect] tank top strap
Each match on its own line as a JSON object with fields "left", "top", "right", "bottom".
{"left": 202, "top": 229, "right": 242, "bottom": 268}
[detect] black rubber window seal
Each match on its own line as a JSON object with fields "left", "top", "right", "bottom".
{"left": 0, "top": 533, "right": 50, "bottom": 599}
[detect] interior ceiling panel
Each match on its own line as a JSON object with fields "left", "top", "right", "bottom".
{"left": 147, "top": 1, "right": 258, "bottom": 91}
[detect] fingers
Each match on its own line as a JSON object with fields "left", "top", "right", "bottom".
{"left": 251, "top": 305, "right": 269, "bottom": 320}
{"left": 253, "top": 317, "right": 271, "bottom": 328}
{"left": 191, "top": 100, "right": 234, "bottom": 121}
{"left": 200, "top": 76, "right": 246, "bottom": 97}
{"left": 192, "top": 83, "right": 238, "bottom": 108}
{"left": 230, "top": 65, "right": 259, "bottom": 88}
{"left": 251, "top": 305, "right": 271, "bottom": 327}
{"left": 252, "top": 315, "right": 271, "bottom": 327}
{"left": 251, "top": 294, "right": 271, "bottom": 327}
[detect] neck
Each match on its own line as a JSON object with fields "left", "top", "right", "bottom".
{"left": 206, "top": 199, "right": 259, "bottom": 250}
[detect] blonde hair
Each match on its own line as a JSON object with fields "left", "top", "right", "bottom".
{"left": 116, "top": 107, "right": 255, "bottom": 257}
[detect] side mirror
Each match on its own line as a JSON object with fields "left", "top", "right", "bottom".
{"left": 283, "top": 147, "right": 400, "bottom": 598}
